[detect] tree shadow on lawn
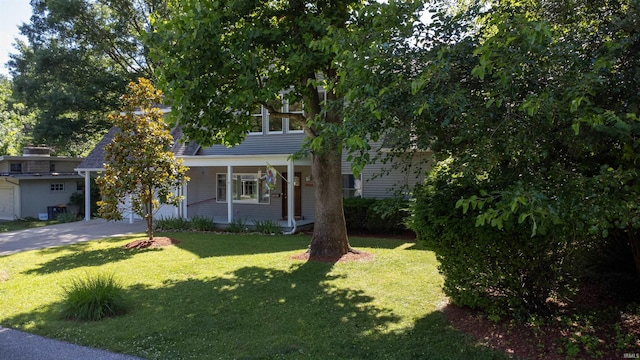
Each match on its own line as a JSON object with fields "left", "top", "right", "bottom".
{"left": 169, "top": 232, "right": 311, "bottom": 258}
{"left": 4, "top": 261, "right": 506, "bottom": 359}
{"left": 171, "top": 232, "right": 419, "bottom": 259}
{"left": 23, "top": 237, "right": 162, "bottom": 275}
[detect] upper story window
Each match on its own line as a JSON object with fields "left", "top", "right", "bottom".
{"left": 249, "top": 104, "right": 264, "bottom": 135}
{"left": 10, "top": 163, "right": 22, "bottom": 173}
{"left": 342, "top": 174, "right": 362, "bottom": 198}
{"left": 268, "top": 110, "right": 284, "bottom": 134}
{"left": 50, "top": 163, "right": 56, "bottom": 172}
{"left": 286, "top": 100, "right": 304, "bottom": 133}
{"left": 50, "top": 183, "right": 65, "bottom": 192}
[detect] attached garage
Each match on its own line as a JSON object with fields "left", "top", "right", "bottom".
{"left": 0, "top": 184, "right": 16, "bottom": 220}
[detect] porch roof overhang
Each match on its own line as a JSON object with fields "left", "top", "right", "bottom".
{"left": 1, "top": 173, "right": 82, "bottom": 180}
{"left": 180, "top": 154, "right": 312, "bottom": 167}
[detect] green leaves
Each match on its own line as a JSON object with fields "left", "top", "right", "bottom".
{"left": 96, "top": 79, "right": 189, "bottom": 238}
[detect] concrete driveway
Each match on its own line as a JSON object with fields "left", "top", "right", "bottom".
{"left": 0, "top": 219, "right": 147, "bottom": 256}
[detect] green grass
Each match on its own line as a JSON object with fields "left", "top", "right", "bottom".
{"left": 0, "top": 232, "right": 507, "bottom": 359}
{"left": 0, "top": 219, "right": 59, "bottom": 232}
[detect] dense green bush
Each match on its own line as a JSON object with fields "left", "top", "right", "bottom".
{"left": 60, "top": 273, "right": 129, "bottom": 321}
{"left": 408, "top": 160, "right": 580, "bottom": 318}
{"left": 343, "top": 197, "right": 409, "bottom": 234}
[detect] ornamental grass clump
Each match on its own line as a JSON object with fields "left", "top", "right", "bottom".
{"left": 60, "top": 273, "right": 129, "bottom": 321}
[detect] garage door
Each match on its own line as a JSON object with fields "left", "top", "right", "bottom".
{"left": 0, "top": 187, "right": 15, "bottom": 219}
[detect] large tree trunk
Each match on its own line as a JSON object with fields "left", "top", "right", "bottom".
{"left": 308, "top": 143, "right": 351, "bottom": 259}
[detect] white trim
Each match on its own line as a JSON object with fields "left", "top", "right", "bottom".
{"left": 180, "top": 154, "right": 311, "bottom": 167}
{"left": 287, "top": 159, "right": 294, "bottom": 228}
{"left": 84, "top": 171, "right": 91, "bottom": 221}
{"left": 227, "top": 165, "right": 233, "bottom": 223}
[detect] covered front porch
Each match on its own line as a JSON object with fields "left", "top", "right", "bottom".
{"left": 164, "top": 153, "right": 316, "bottom": 233}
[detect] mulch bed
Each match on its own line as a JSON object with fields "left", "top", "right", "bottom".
{"left": 123, "top": 237, "right": 180, "bottom": 249}
{"left": 289, "top": 249, "right": 375, "bottom": 263}
{"left": 442, "top": 285, "right": 640, "bottom": 360}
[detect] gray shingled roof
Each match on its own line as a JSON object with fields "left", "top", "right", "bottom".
{"left": 170, "top": 126, "right": 201, "bottom": 156}
{"left": 76, "top": 126, "right": 200, "bottom": 171}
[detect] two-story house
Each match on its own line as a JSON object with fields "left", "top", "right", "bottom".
{"left": 76, "top": 106, "right": 430, "bottom": 232}
{"left": 0, "top": 147, "right": 84, "bottom": 220}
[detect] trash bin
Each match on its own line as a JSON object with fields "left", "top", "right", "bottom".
{"left": 47, "top": 206, "right": 67, "bottom": 220}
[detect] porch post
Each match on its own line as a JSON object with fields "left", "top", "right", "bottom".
{"left": 180, "top": 183, "right": 187, "bottom": 218}
{"left": 84, "top": 171, "right": 91, "bottom": 221}
{"left": 287, "top": 158, "right": 294, "bottom": 228}
{"left": 227, "top": 165, "right": 233, "bottom": 224}
{"left": 129, "top": 194, "right": 134, "bottom": 224}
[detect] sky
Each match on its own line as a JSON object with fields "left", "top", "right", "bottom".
{"left": 0, "top": 0, "right": 31, "bottom": 77}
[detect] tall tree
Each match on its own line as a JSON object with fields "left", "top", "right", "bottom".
{"left": 149, "top": 0, "right": 423, "bottom": 259}
{"left": 96, "top": 78, "right": 189, "bottom": 243}
{"left": 0, "top": 75, "right": 34, "bottom": 155}
{"left": 8, "top": 0, "right": 168, "bottom": 155}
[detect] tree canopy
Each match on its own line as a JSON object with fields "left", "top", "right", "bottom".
{"left": 340, "top": 0, "right": 640, "bottom": 315}
{"left": 149, "top": 0, "right": 424, "bottom": 258}
{"left": 8, "top": 0, "right": 168, "bottom": 155}
{"left": 0, "top": 75, "right": 35, "bottom": 155}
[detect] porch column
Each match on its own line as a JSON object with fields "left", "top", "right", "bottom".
{"left": 287, "top": 158, "right": 294, "bottom": 228}
{"left": 129, "top": 194, "right": 134, "bottom": 224}
{"left": 84, "top": 171, "right": 91, "bottom": 221}
{"left": 227, "top": 165, "right": 233, "bottom": 224}
{"left": 180, "top": 183, "right": 187, "bottom": 218}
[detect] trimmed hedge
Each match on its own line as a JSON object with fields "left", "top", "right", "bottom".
{"left": 343, "top": 197, "right": 409, "bottom": 234}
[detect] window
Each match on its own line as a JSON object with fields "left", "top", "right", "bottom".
{"left": 50, "top": 163, "right": 56, "bottom": 172}
{"left": 216, "top": 173, "right": 270, "bottom": 204}
{"left": 250, "top": 104, "right": 263, "bottom": 134}
{"left": 217, "top": 174, "right": 226, "bottom": 202}
{"left": 50, "top": 183, "right": 65, "bottom": 192}
{"left": 342, "top": 174, "right": 362, "bottom": 198}
{"left": 268, "top": 115, "right": 284, "bottom": 133}
{"left": 286, "top": 100, "right": 304, "bottom": 132}
{"left": 10, "top": 163, "right": 22, "bottom": 173}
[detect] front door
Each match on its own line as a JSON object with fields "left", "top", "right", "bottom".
{"left": 282, "top": 172, "right": 302, "bottom": 220}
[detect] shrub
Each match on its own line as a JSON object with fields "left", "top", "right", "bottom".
{"left": 56, "top": 213, "right": 79, "bottom": 223}
{"left": 407, "top": 160, "right": 579, "bottom": 318}
{"left": 343, "top": 197, "right": 409, "bottom": 234}
{"left": 60, "top": 273, "right": 129, "bottom": 321}
{"left": 190, "top": 216, "right": 216, "bottom": 231}
{"left": 254, "top": 219, "right": 281, "bottom": 234}
{"left": 343, "top": 198, "right": 376, "bottom": 232}
{"left": 155, "top": 216, "right": 190, "bottom": 231}
{"left": 225, "top": 218, "right": 248, "bottom": 233}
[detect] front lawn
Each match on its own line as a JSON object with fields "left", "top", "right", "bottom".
{"left": 0, "top": 232, "right": 506, "bottom": 359}
{"left": 0, "top": 219, "right": 58, "bottom": 233}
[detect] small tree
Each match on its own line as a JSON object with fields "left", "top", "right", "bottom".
{"left": 97, "top": 78, "right": 189, "bottom": 242}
